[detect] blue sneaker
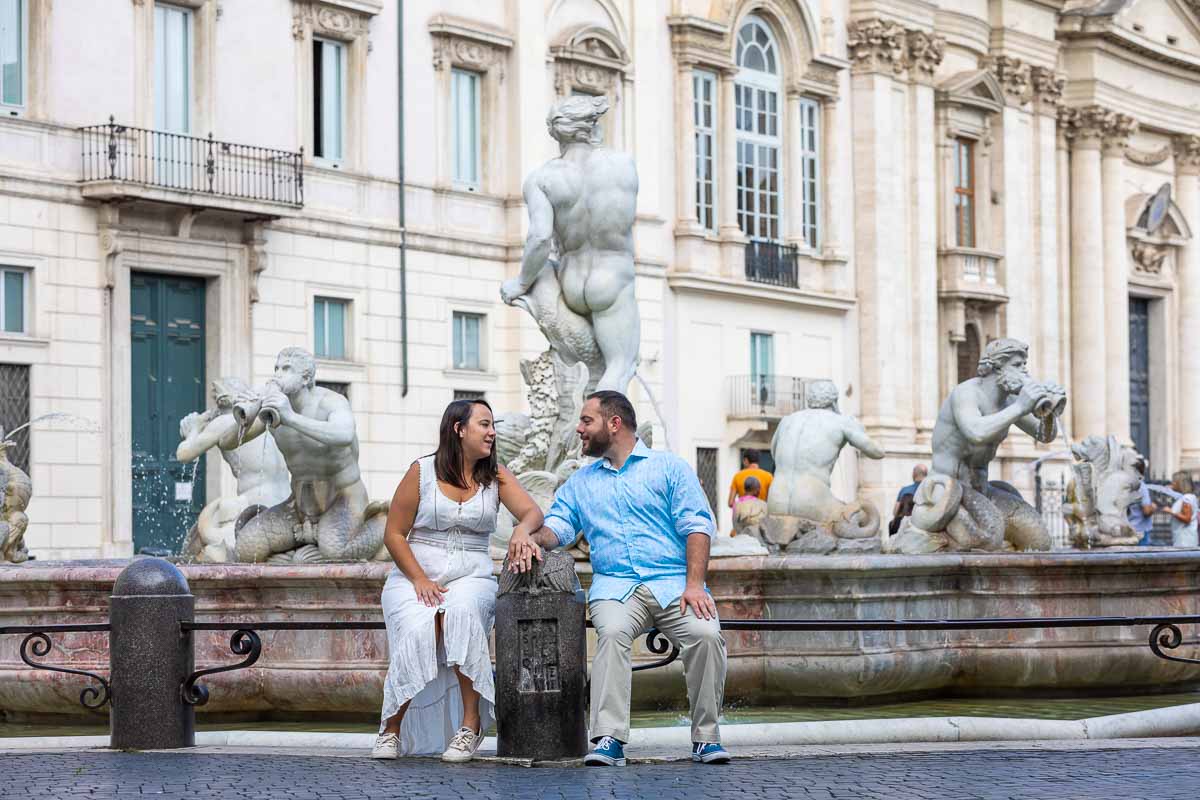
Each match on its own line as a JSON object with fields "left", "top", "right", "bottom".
{"left": 584, "top": 736, "right": 626, "bottom": 766}
{"left": 691, "top": 742, "right": 730, "bottom": 764}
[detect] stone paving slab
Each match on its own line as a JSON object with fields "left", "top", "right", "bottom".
{"left": 5, "top": 739, "right": 1200, "bottom": 799}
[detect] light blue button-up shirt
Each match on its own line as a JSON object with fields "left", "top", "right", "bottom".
{"left": 543, "top": 439, "right": 716, "bottom": 607}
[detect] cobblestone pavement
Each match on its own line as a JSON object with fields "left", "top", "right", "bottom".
{"left": 3, "top": 744, "right": 1200, "bottom": 800}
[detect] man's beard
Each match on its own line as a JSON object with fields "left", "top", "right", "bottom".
{"left": 997, "top": 366, "right": 1026, "bottom": 395}
{"left": 582, "top": 429, "right": 610, "bottom": 457}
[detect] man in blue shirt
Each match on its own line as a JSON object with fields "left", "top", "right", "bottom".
{"left": 507, "top": 391, "right": 730, "bottom": 766}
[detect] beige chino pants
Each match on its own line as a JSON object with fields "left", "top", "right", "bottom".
{"left": 588, "top": 584, "right": 727, "bottom": 744}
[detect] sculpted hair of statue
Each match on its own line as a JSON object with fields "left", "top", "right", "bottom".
{"left": 976, "top": 338, "right": 1028, "bottom": 377}
{"left": 805, "top": 380, "right": 840, "bottom": 413}
{"left": 277, "top": 346, "right": 317, "bottom": 389}
{"left": 546, "top": 94, "right": 609, "bottom": 149}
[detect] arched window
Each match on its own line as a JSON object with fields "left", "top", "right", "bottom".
{"left": 735, "top": 16, "right": 781, "bottom": 242}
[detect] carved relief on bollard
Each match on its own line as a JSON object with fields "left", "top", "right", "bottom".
{"left": 494, "top": 550, "right": 587, "bottom": 761}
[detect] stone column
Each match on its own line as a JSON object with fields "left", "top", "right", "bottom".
{"left": 1063, "top": 107, "right": 1108, "bottom": 438}
{"left": 1100, "top": 109, "right": 1137, "bottom": 443}
{"left": 717, "top": 70, "right": 743, "bottom": 277}
{"left": 676, "top": 61, "right": 699, "bottom": 233}
{"left": 908, "top": 33, "right": 940, "bottom": 433}
{"left": 1032, "top": 69, "right": 1065, "bottom": 387}
{"left": 1175, "top": 135, "right": 1200, "bottom": 467}
{"left": 820, "top": 94, "right": 842, "bottom": 258}
{"left": 717, "top": 71, "right": 740, "bottom": 238}
{"left": 846, "top": 17, "right": 914, "bottom": 436}
{"left": 786, "top": 90, "right": 805, "bottom": 246}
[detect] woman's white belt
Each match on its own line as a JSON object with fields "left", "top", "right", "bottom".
{"left": 407, "top": 527, "right": 490, "bottom": 552}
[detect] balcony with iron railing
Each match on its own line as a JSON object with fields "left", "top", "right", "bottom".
{"left": 726, "top": 374, "right": 819, "bottom": 419}
{"left": 744, "top": 239, "right": 800, "bottom": 288}
{"left": 79, "top": 118, "right": 304, "bottom": 214}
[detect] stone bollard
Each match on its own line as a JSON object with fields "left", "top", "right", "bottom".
{"left": 494, "top": 550, "right": 588, "bottom": 761}
{"left": 109, "top": 557, "right": 195, "bottom": 750}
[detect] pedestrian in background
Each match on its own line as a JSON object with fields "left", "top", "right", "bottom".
{"left": 727, "top": 450, "right": 772, "bottom": 508}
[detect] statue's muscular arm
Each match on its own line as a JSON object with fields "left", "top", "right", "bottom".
{"left": 177, "top": 413, "right": 240, "bottom": 462}
{"left": 503, "top": 174, "right": 555, "bottom": 302}
{"left": 267, "top": 391, "right": 355, "bottom": 447}
{"left": 843, "top": 417, "right": 885, "bottom": 459}
{"left": 951, "top": 384, "right": 1031, "bottom": 445}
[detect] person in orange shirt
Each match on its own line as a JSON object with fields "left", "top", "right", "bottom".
{"left": 727, "top": 450, "right": 772, "bottom": 508}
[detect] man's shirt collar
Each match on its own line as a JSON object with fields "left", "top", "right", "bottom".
{"left": 600, "top": 438, "right": 651, "bottom": 472}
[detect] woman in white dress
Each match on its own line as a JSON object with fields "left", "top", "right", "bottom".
{"left": 371, "top": 399, "right": 544, "bottom": 761}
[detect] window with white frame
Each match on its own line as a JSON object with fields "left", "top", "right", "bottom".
{"left": 452, "top": 311, "right": 483, "bottom": 371}
{"left": 750, "top": 331, "right": 774, "bottom": 403}
{"left": 314, "top": 296, "right": 348, "bottom": 360}
{"left": 0, "top": 0, "right": 24, "bottom": 111}
{"left": 451, "top": 68, "right": 481, "bottom": 188}
{"left": 693, "top": 70, "right": 717, "bottom": 232}
{"left": 313, "top": 38, "right": 345, "bottom": 160}
{"left": 0, "top": 267, "right": 27, "bottom": 334}
{"left": 735, "top": 17, "right": 782, "bottom": 242}
{"left": 154, "top": 3, "right": 192, "bottom": 132}
{"left": 798, "top": 97, "right": 821, "bottom": 249}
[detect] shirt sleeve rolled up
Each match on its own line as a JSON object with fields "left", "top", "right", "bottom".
{"left": 670, "top": 457, "right": 716, "bottom": 539}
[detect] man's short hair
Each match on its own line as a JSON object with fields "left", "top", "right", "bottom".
{"left": 977, "top": 338, "right": 1028, "bottom": 377}
{"left": 912, "top": 464, "right": 928, "bottom": 481}
{"left": 277, "top": 346, "right": 317, "bottom": 389}
{"left": 588, "top": 390, "right": 637, "bottom": 432}
{"left": 744, "top": 475, "right": 761, "bottom": 495}
{"left": 743, "top": 449, "right": 760, "bottom": 465}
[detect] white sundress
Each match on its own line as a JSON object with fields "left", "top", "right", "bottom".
{"left": 379, "top": 455, "right": 499, "bottom": 754}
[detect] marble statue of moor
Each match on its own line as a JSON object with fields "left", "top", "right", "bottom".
{"left": 231, "top": 347, "right": 387, "bottom": 562}
{"left": 176, "top": 377, "right": 292, "bottom": 562}
{"left": 894, "top": 338, "right": 1065, "bottom": 553}
{"left": 500, "top": 95, "right": 640, "bottom": 393}
{"left": 765, "top": 380, "right": 885, "bottom": 550}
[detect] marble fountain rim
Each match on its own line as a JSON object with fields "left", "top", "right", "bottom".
{"left": 1, "top": 548, "right": 1199, "bottom": 586}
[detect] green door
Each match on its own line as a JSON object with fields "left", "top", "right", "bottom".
{"left": 131, "top": 272, "right": 206, "bottom": 554}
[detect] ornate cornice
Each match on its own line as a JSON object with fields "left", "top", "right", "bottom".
{"left": 986, "top": 56, "right": 1032, "bottom": 106}
{"left": 428, "top": 14, "right": 513, "bottom": 79}
{"left": 846, "top": 18, "right": 945, "bottom": 82}
{"left": 1059, "top": 104, "right": 1138, "bottom": 153}
{"left": 292, "top": 1, "right": 371, "bottom": 41}
{"left": 1175, "top": 135, "right": 1200, "bottom": 175}
{"left": 1030, "top": 66, "right": 1065, "bottom": 112}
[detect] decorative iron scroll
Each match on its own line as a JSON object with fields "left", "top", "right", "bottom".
{"left": 1148, "top": 623, "right": 1200, "bottom": 665}
{"left": 632, "top": 628, "right": 681, "bottom": 673}
{"left": 19, "top": 631, "right": 110, "bottom": 710}
{"left": 181, "top": 629, "right": 262, "bottom": 706}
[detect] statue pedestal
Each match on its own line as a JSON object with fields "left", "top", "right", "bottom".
{"left": 494, "top": 552, "right": 588, "bottom": 761}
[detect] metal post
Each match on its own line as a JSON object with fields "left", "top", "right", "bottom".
{"left": 109, "top": 558, "right": 195, "bottom": 750}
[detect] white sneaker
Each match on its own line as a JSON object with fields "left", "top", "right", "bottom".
{"left": 371, "top": 732, "right": 399, "bottom": 760}
{"left": 441, "top": 726, "right": 482, "bottom": 762}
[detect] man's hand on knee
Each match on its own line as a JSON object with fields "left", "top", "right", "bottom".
{"left": 679, "top": 585, "right": 717, "bottom": 620}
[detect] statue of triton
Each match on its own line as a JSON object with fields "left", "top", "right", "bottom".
{"left": 889, "top": 338, "right": 1066, "bottom": 553}
{"left": 500, "top": 95, "right": 639, "bottom": 393}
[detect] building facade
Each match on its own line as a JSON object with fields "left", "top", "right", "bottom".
{"left": 0, "top": 0, "right": 1197, "bottom": 558}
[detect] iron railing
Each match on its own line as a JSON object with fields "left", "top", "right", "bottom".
{"left": 79, "top": 117, "right": 303, "bottom": 206}
{"left": 8, "top": 615, "right": 1200, "bottom": 713}
{"left": 745, "top": 239, "right": 799, "bottom": 288}
{"left": 725, "top": 374, "right": 814, "bottom": 419}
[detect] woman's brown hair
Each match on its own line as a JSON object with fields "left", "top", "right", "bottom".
{"left": 434, "top": 399, "right": 498, "bottom": 490}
